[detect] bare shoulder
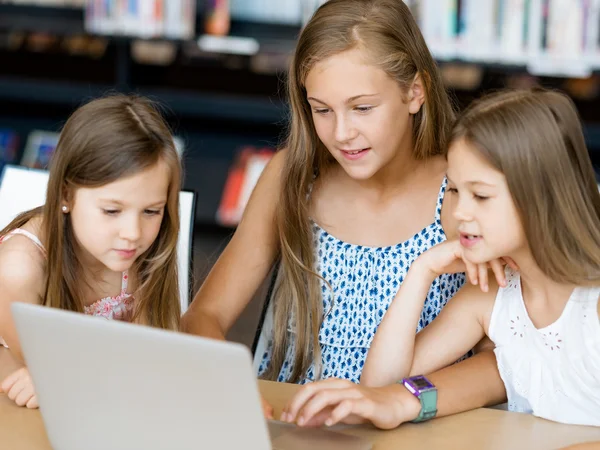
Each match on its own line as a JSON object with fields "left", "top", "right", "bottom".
{"left": 0, "top": 236, "right": 45, "bottom": 293}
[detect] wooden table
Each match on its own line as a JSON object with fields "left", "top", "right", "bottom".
{"left": 1, "top": 347, "right": 599, "bottom": 449}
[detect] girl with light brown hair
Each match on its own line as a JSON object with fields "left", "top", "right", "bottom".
{"left": 283, "top": 88, "right": 600, "bottom": 428}
{"left": 183, "top": 0, "right": 509, "bottom": 419}
{"left": 0, "top": 94, "right": 182, "bottom": 409}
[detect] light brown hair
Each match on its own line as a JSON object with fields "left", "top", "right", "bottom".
{"left": 265, "top": 0, "right": 456, "bottom": 382}
{"left": 1, "top": 94, "right": 182, "bottom": 329}
{"left": 451, "top": 88, "right": 600, "bottom": 285}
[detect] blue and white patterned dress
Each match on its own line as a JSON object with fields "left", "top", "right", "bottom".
{"left": 258, "top": 177, "right": 465, "bottom": 383}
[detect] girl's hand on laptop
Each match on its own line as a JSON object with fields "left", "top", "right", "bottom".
{"left": 280, "top": 378, "right": 420, "bottom": 429}
{"left": 261, "top": 395, "right": 274, "bottom": 419}
{"left": 0, "top": 367, "right": 39, "bottom": 408}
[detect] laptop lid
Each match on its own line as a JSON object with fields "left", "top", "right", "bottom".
{"left": 11, "top": 303, "right": 271, "bottom": 450}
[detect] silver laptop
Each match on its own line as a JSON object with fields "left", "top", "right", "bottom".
{"left": 11, "top": 303, "right": 372, "bottom": 450}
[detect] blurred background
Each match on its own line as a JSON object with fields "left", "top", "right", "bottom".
{"left": 1, "top": 0, "right": 600, "bottom": 347}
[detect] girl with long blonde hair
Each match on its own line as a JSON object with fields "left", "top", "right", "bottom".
{"left": 183, "top": 0, "right": 508, "bottom": 418}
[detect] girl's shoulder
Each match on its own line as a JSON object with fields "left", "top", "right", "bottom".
{"left": 0, "top": 219, "right": 46, "bottom": 291}
{"left": 0, "top": 237, "right": 45, "bottom": 296}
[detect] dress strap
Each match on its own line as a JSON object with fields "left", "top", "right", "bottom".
{"left": 121, "top": 271, "right": 129, "bottom": 295}
{"left": 0, "top": 229, "right": 46, "bottom": 255}
{"left": 434, "top": 176, "right": 448, "bottom": 224}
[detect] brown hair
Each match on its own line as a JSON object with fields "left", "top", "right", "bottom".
{"left": 1, "top": 94, "right": 181, "bottom": 329}
{"left": 265, "top": 0, "right": 456, "bottom": 382}
{"left": 451, "top": 88, "right": 600, "bottom": 285}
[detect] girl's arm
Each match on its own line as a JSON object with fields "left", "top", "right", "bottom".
{"left": 362, "top": 240, "right": 498, "bottom": 387}
{"left": 282, "top": 349, "right": 507, "bottom": 428}
{"left": 0, "top": 241, "right": 45, "bottom": 361}
{"left": 180, "top": 150, "right": 285, "bottom": 339}
{"left": 0, "top": 240, "right": 45, "bottom": 409}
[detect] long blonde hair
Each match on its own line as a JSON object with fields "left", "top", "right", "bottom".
{"left": 1, "top": 94, "right": 181, "bottom": 330}
{"left": 452, "top": 88, "right": 600, "bottom": 285}
{"left": 265, "top": 0, "right": 456, "bottom": 382}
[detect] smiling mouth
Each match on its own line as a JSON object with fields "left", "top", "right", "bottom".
{"left": 342, "top": 148, "right": 370, "bottom": 154}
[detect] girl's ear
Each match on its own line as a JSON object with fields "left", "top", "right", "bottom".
{"left": 61, "top": 184, "right": 72, "bottom": 213}
{"left": 407, "top": 72, "right": 426, "bottom": 115}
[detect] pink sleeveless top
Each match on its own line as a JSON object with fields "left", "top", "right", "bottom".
{"left": 0, "top": 228, "right": 135, "bottom": 321}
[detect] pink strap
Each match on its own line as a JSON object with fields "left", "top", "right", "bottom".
{"left": 0, "top": 229, "right": 46, "bottom": 255}
{"left": 121, "top": 271, "right": 129, "bottom": 295}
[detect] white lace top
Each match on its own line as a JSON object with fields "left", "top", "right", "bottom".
{"left": 488, "top": 267, "right": 600, "bottom": 426}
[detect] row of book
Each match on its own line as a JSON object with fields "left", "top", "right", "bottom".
{"left": 231, "top": 0, "right": 600, "bottom": 78}
{"left": 1, "top": 0, "right": 195, "bottom": 39}
{"left": 85, "top": 0, "right": 196, "bottom": 39}
{"left": 400, "top": 0, "right": 600, "bottom": 78}
{"left": 83, "top": 0, "right": 600, "bottom": 77}
{"left": 5, "top": 0, "right": 600, "bottom": 77}
{"left": 226, "top": 0, "right": 600, "bottom": 78}
{"left": 230, "top": 0, "right": 328, "bottom": 25}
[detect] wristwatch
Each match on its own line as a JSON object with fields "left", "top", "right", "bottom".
{"left": 400, "top": 375, "right": 438, "bottom": 423}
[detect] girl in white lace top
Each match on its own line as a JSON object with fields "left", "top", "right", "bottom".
{"left": 361, "top": 88, "right": 600, "bottom": 427}
{"left": 0, "top": 94, "right": 182, "bottom": 409}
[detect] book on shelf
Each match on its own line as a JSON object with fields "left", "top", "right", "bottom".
{"left": 456, "top": 0, "right": 497, "bottom": 61}
{"left": 20, "top": 130, "right": 59, "bottom": 170}
{"left": 216, "top": 146, "right": 275, "bottom": 227}
{"left": 229, "top": 0, "right": 327, "bottom": 25}
{"left": 0, "top": 129, "right": 20, "bottom": 172}
{"left": 418, "top": 0, "right": 458, "bottom": 60}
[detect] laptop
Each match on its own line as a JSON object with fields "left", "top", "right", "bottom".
{"left": 11, "top": 303, "right": 372, "bottom": 450}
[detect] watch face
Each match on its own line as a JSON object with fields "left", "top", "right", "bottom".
{"left": 410, "top": 376, "right": 434, "bottom": 390}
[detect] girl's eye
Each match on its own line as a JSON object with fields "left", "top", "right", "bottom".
{"left": 474, "top": 194, "right": 489, "bottom": 201}
{"left": 144, "top": 209, "right": 162, "bottom": 216}
{"left": 447, "top": 187, "right": 458, "bottom": 194}
{"left": 314, "top": 109, "right": 330, "bottom": 115}
{"left": 355, "top": 106, "right": 373, "bottom": 113}
{"left": 103, "top": 209, "right": 120, "bottom": 216}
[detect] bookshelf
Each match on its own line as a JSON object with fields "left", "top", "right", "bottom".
{"left": 1, "top": 0, "right": 600, "bottom": 232}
